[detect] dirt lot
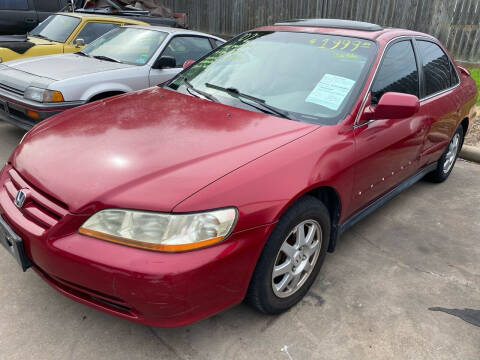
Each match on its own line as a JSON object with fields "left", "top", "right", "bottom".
{"left": 465, "top": 105, "right": 480, "bottom": 147}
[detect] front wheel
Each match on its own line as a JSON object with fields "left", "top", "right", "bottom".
{"left": 245, "top": 196, "right": 330, "bottom": 314}
{"left": 426, "top": 125, "right": 464, "bottom": 183}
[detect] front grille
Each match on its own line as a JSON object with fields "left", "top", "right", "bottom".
{"left": 7, "top": 106, "right": 27, "bottom": 120}
{"left": 34, "top": 265, "right": 134, "bottom": 317}
{"left": 0, "top": 83, "right": 24, "bottom": 97}
{"left": 4, "top": 168, "right": 68, "bottom": 229}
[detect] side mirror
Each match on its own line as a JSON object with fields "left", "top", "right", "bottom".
{"left": 458, "top": 66, "right": 470, "bottom": 77}
{"left": 74, "top": 38, "right": 85, "bottom": 47}
{"left": 153, "top": 56, "right": 177, "bottom": 69}
{"left": 371, "top": 92, "right": 420, "bottom": 120}
{"left": 183, "top": 59, "right": 195, "bottom": 69}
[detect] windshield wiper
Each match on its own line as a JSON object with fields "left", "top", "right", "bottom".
{"left": 179, "top": 76, "right": 219, "bottom": 103}
{"left": 93, "top": 55, "right": 121, "bottom": 63}
{"left": 76, "top": 51, "right": 90, "bottom": 57}
{"left": 30, "top": 34, "right": 52, "bottom": 41}
{"left": 205, "top": 83, "right": 292, "bottom": 120}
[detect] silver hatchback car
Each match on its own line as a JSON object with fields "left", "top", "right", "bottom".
{"left": 0, "top": 25, "right": 224, "bottom": 130}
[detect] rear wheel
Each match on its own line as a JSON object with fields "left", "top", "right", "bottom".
{"left": 426, "top": 126, "right": 464, "bottom": 183}
{"left": 245, "top": 196, "right": 330, "bottom": 314}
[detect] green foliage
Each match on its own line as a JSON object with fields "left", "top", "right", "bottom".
{"left": 468, "top": 68, "right": 480, "bottom": 104}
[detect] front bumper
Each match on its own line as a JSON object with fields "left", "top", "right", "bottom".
{"left": 0, "top": 165, "right": 273, "bottom": 327}
{"left": 0, "top": 88, "right": 85, "bottom": 130}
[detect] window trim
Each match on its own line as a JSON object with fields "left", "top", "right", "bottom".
{"left": 354, "top": 35, "right": 461, "bottom": 128}
{"left": 413, "top": 36, "right": 461, "bottom": 102}
{"left": 354, "top": 36, "right": 416, "bottom": 127}
{"left": 370, "top": 38, "right": 421, "bottom": 106}
{"left": 159, "top": 34, "right": 215, "bottom": 69}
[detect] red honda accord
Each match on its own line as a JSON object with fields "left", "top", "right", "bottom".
{"left": 0, "top": 19, "right": 477, "bottom": 327}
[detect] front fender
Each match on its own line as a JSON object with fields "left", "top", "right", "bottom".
{"left": 80, "top": 83, "right": 134, "bottom": 102}
{"left": 172, "top": 123, "right": 356, "bottom": 233}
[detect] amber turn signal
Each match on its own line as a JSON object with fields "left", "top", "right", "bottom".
{"left": 26, "top": 110, "right": 39, "bottom": 119}
{"left": 78, "top": 227, "right": 225, "bottom": 252}
{"left": 50, "top": 91, "right": 64, "bottom": 103}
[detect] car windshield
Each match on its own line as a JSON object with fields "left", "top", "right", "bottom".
{"left": 167, "top": 31, "right": 377, "bottom": 124}
{"left": 82, "top": 27, "right": 168, "bottom": 66}
{"left": 29, "top": 15, "right": 81, "bottom": 43}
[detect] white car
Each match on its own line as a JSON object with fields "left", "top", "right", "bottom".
{"left": 0, "top": 25, "right": 224, "bottom": 130}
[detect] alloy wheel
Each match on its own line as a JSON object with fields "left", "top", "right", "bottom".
{"left": 443, "top": 133, "right": 460, "bottom": 174}
{"left": 271, "top": 220, "right": 322, "bottom": 298}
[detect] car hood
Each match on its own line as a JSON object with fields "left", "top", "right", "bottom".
{"left": 13, "top": 88, "right": 318, "bottom": 214}
{"left": 3, "top": 53, "right": 133, "bottom": 84}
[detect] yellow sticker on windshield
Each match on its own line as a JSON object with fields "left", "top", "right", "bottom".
{"left": 313, "top": 38, "right": 372, "bottom": 52}
{"left": 334, "top": 53, "right": 358, "bottom": 59}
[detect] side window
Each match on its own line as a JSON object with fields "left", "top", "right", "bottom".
{"left": 214, "top": 39, "right": 224, "bottom": 48}
{"left": 371, "top": 40, "right": 419, "bottom": 104}
{"left": 417, "top": 40, "right": 458, "bottom": 97}
{"left": 162, "top": 36, "right": 213, "bottom": 67}
{"left": 74, "top": 22, "right": 119, "bottom": 44}
{"left": 0, "top": 0, "right": 29, "bottom": 9}
{"left": 34, "top": 0, "right": 60, "bottom": 12}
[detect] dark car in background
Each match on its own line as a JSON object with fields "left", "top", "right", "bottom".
{"left": 0, "top": 0, "right": 75, "bottom": 35}
{"left": 0, "top": 0, "right": 186, "bottom": 36}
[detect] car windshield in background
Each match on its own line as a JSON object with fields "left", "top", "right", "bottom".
{"left": 168, "top": 31, "right": 377, "bottom": 124}
{"left": 83, "top": 28, "right": 168, "bottom": 66}
{"left": 29, "top": 15, "right": 81, "bottom": 43}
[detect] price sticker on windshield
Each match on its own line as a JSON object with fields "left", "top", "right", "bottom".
{"left": 305, "top": 74, "right": 355, "bottom": 111}
{"left": 310, "top": 38, "right": 372, "bottom": 52}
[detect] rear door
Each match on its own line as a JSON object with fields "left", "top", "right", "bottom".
{"left": 149, "top": 35, "right": 214, "bottom": 86}
{"left": 413, "top": 39, "right": 461, "bottom": 168}
{"left": 0, "top": 0, "right": 37, "bottom": 35}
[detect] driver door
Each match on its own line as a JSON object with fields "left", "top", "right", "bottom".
{"left": 351, "top": 39, "right": 428, "bottom": 213}
{"left": 149, "top": 35, "right": 214, "bottom": 86}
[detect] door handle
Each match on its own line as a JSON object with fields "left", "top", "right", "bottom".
{"left": 25, "top": 18, "right": 36, "bottom": 23}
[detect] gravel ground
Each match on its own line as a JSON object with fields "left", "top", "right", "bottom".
{"left": 465, "top": 105, "right": 480, "bottom": 147}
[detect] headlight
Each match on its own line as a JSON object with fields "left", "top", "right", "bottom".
{"left": 79, "top": 208, "right": 238, "bottom": 252}
{"left": 24, "top": 87, "right": 64, "bottom": 103}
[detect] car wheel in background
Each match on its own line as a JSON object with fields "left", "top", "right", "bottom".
{"left": 245, "top": 196, "right": 330, "bottom": 314}
{"left": 426, "top": 125, "right": 464, "bottom": 183}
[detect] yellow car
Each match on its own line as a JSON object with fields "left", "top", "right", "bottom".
{"left": 0, "top": 12, "right": 148, "bottom": 63}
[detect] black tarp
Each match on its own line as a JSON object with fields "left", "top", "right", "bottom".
{"left": 0, "top": 34, "right": 35, "bottom": 54}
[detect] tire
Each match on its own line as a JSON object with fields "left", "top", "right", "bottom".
{"left": 245, "top": 195, "right": 330, "bottom": 314}
{"left": 425, "top": 125, "right": 464, "bottom": 183}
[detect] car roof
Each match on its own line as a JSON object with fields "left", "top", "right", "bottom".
{"left": 123, "top": 25, "right": 225, "bottom": 40}
{"left": 256, "top": 18, "right": 434, "bottom": 43}
{"left": 57, "top": 11, "right": 147, "bottom": 25}
{"left": 275, "top": 19, "right": 383, "bottom": 31}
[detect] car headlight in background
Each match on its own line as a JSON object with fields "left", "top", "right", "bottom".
{"left": 24, "top": 87, "right": 64, "bottom": 103}
{"left": 79, "top": 208, "right": 238, "bottom": 252}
